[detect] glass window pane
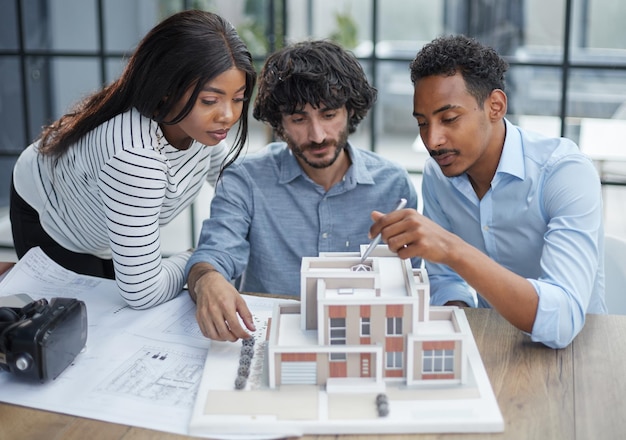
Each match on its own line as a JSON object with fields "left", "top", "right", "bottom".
{"left": 330, "top": 352, "right": 346, "bottom": 361}
{"left": 24, "top": 0, "right": 98, "bottom": 51}
{"left": 579, "top": 0, "right": 626, "bottom": 50}
{"left": 284, "top": 0, "right": 309, "bottom": 42}
{"left": 386, "top": 353, "right": 393, "bottom": 368}
{"left": 26, "top": 57, "right": 100, "bottom": 132}
{"left": 423, "top": 356, "right": 431, "bottom": 372}
{"left": 287, "top": 0, "right": 371, "bottom": 51}
{"left": 103, "top": 0, "right": 162, "bottom": 53}
{"left": 248, "top": 113, "right": 268, "bottom": 153}
{"left": 0, "top": 156, "right": 17, "bottom": 206}
{"left": 155, "top": 0, "right": 186, "bottom": 18}
{"left": 434, "top": 357, "right": 442, "bottom": 371}
{"left": 330, "top": 329, "right": 346, "bottom": 338}
{"left": 0, "top": 0, "right": 18, "bottom": 50}
{"left": 0, "top": 56, "right": 24, "bottom": 207}
{"left": 378, "top": 0, "right": 443, "bottom": 43}
{"left": 372, "top": 59, "right": 422, "bottom": 171}
{"left": 0, "top": 163, "right": 19, "bottom": 197}
{"left": 105, "top": 58, "right": 126, "bottom": 85}
{"left": 0, "top": 57, "right": 26, "bottom": 152}
{"left": 50, "top": 58, "right": 101, "bottom": 118}
{"left": 330, "top": 318, "right": 345, "bottom": 327}
{"left": 451, "top": 0, "right": 525, "bottom": 57}
{"left": 436, "top": 0, "right": 557, "bottom": 57}
{"left": 206, "top": 0, "right": 271, "bottom": 58}
{"left": 22, "top": 2, "right": 49, "bottom": 50}
{"left": 525, "top": 0, "right": 565, "bottom": 47}
{"left": 567, "top": 68, "right": 626, "bottom": 120}
{"left": 376, "top": 59, "right": 414, "bottom": 135}
{"left": 349, "top": 59, "right": 374, "bottom": 149}
{"left": 25, "top": 56, "right": 52, "bottom": 140}
{"left": 395, "top": 352, "right": 402, "bottom": 367}
{"left": 507, "top": 65, "right": 562, "bottom": 118}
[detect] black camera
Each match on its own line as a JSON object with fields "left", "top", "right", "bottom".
{"left": 0, "top": 295, "right": 87, "bottom": 381}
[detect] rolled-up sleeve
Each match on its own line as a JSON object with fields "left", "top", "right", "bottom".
{"left": 527, "top": 154, "right": 604, "bottom": 349}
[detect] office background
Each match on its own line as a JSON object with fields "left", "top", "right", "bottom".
{"left": 1, "top": 0, "right": 626, "bottom": 258}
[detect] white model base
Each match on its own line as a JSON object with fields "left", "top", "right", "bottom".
{"left": 188, "top": 308, "right": 504, "bottom": 437}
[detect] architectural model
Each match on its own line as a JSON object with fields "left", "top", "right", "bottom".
{"left": 189, "top": 246, "right": 504, "bottom": 436}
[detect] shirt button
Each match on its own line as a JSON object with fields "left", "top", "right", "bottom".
{"left": 483, "top": 225, "right": 489, "bottom": 231}
{"left": 322, "top": 232, "right": 328, "bottom": 239}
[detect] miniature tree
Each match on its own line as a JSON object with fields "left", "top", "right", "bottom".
{"left": 234, "top": 337, "right": 256, "bottom": 390}
{"left": 376, "top": 393, "right": 389, "bottom": 417}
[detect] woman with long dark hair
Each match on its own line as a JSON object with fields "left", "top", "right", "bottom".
{"left": 10, "top": 10, "right": 256, "bottom": 309}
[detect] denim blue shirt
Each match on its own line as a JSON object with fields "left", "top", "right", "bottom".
{"left": 186, "top": 142, "right": 419, "bottom": 297}
{"left": 422, "top": 119, "right": 607, "bottom": 348}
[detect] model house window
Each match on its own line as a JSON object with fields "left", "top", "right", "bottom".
{"left": 360, "top": 317, "right": 370, "bottom": 336}
{"left": 422, "top": 349, "right": 454, "bottom": 373}
{"left": 386, "top": 317, "right": 402, "bottom": 335}
{"left": 386, "top": 351, "right": 403, "bottom": 369}
{"left": 329, "top": 317, "right": 346, "bottom": 361}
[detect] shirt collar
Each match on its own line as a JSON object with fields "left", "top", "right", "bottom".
{"left": 278, "top": 142, "right": 375, "bottom": 186}
{"left": 495, "top": 118, "right": 525, "bottom": 182}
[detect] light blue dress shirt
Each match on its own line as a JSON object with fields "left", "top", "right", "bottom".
{"left": 186, "top": 142, "right": 419, "bottom": 297}
{"left": 422, "top": 119, "right": 607, "bottom": 349}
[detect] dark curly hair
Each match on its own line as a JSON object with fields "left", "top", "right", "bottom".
{"left": 409, "top": 34, "right": 509, "bottom": 106}
{"left": 253, "top": 40, "right": 377, "bottom": 137}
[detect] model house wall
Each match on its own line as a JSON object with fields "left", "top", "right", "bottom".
{"left": 266, "top": 246, "right": 469, "bottom": 389}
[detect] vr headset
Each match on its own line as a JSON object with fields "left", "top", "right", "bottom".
{"left": 0, "top": 295, "right": 87, "bottom": 381}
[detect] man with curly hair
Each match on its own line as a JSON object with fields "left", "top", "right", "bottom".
{"left": 186, "top": 40, "right": 418, "bottom": 341}
{"left": 367, "top": 35, "right": 606, "bottom": 349}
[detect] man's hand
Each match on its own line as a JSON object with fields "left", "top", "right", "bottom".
{"left": 187, "top": 263, "right": 256, "bottom": 342}
{"left": 368, "top": 208, "right": 460, "bottom": 265}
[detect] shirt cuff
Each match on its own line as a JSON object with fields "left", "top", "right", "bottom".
{"left": 529, "top": 279, "right": 584, "bottom": 349}
{"left": 430, "top": 283, "right": 476, "bottom": 307}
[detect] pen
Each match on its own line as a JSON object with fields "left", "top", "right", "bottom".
{"left": 360, "top": 198, "right": 407, "bottom": 263}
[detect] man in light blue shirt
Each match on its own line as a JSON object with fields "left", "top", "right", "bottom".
{"left": 186, "top": 40, "right": 418, "bottom": 342}
{"left": 367, "top": 35, "right": 606, "bottom": 349}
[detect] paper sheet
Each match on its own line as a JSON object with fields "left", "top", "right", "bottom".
{"left": 0, "top": 247, "right": 295, "bottom": 436}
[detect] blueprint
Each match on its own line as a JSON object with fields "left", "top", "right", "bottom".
{"left": 0, "top": 247, "right": 294, "bottom": 436}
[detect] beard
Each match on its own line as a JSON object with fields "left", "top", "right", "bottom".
{"left": 286, "top": 127, "right": 349, "bottom": 169}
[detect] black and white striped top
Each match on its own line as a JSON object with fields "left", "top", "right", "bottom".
{"left": 13, "top": 108, "right": 227, "bottom": 309}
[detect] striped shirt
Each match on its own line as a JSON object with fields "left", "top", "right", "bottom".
{"left": 13, "top": 108, "right": 227, "bottom": 309}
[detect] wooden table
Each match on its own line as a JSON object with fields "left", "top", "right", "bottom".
{"left": 1, "top": 308, "right": 625, "bottom": 440}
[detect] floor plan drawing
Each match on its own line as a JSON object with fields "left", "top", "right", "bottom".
{"left": 190, "top": 246, "right": 504, "bottom": 436}
{"left": 96, "top": 345, "right": 205, "bottom": 406}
